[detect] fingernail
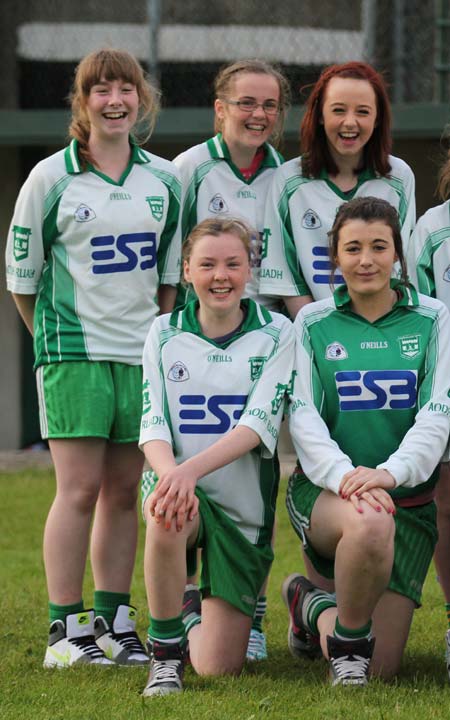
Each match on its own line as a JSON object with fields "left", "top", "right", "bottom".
{"left": 357, "top": 508, "right": 363, "bottom": 513}
{"left": 376, "top": 506, "right": 381, "bottom": 512}
{"left": 341, "top": 493, "right": 347, "bottom": 499}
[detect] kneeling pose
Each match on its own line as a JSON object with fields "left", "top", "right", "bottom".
{"left": 139, "top": 218, "right": 294, "bottom": 696}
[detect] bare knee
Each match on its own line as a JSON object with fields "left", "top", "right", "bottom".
{"left": 194, "top": 656, "right": 244, "bottom": 677}
{"left": 56, "top": 477, "right": 100, "bottom": 513}
{"left": 346, "top": 510, "right": 394, "bottom": 559}
{"left": 99, "top": 474, "right": 139, "bottom": 511}
{"left": 146, "top": 517, "right": 186, "bottom": 555}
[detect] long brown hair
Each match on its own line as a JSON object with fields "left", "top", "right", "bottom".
{"left": 69, "top": 48, "right": 160, "bottom": 168}
{"left": 300, "top": 61, "right": 392, "bottom": 178}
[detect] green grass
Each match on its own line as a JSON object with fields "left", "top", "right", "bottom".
{"left": 1, "top": 467, "right": 450, "bottom": 719}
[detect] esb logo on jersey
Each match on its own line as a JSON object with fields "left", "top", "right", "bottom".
{"left": 90, "top": 232, "right": 157, "bottom": 274}
{"left": 178, "top": 394, "right": 247, "bottom": 434}
{"left": 312, "top": 246, "right": 344, "bottom": 285}
{"left": 335, "top": 369, "right": 418, "bottom": 411}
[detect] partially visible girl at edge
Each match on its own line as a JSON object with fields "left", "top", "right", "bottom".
{"left": 260, "top": 61, "right": 415, "bottom": 318}
{"left": 173, "top": 58, "right": 294, "bottom": 660}
{"left": 4, "top": 48, "right": 181, "bottom": 667}
{"left": 284, "top": 197, "right": 450, "bottom": 686}
{"left": 139, "top": 217, "right": 294, "bottom": 696}
{"left": 408, "top": 139, "right": 450, "bottom": 679}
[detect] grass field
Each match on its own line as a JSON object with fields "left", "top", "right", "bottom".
{"left": 2, "top": 466, "right": 450, "bottom": 720}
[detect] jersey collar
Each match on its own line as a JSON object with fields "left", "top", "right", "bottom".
{"left": 64, "top": 138, "right": 150, "bottom": 175}
{"left": 206, "top": 133, "right": 282, "bottom": 169}
{"left": 170, "top": 297, "right": 274, "bottom": 347}
{"left": 334, "top": 279, "right": 419, "bottom": 311}
{"left": 319, "top": 167, "right": 376, "bottom": 200}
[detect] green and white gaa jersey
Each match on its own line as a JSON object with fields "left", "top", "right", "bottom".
{"left": 5, "top": 139, "right": 181, "bottom": 367}
{"left": 289, "top": 282, "right": 450, "bottom": 499}
{"left": 260, "top": 155, "right": 415, "bottom": 301}
{"left": 173, "top": 133, "right": 283, "bottom": 309}
{"left": 408, "top": 200, "right": 450, "bottom": 304}
{"left": 139, "top": 298, "right": 294, "bottom": 544}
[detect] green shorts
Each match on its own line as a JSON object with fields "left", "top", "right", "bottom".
{"left": 36, "top": 361, "right": 143, "bottom": 442}
{"left": 286, "top": 470, "right": 437, "bottom": 606}
{"left": 142, "top": 471, "right": 273, "bottom": 616}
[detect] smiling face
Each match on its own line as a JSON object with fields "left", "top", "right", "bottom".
{"left": 215, "top": 72, "right": 280, "bottom": 155}
{"left": 85, "top": 77, "right": 139, "bottom": 143}
{"left": 321, "top": 77, "right": 377, "bottom": 168}
{"left": 334, "top": 218, "right": 397, "bottom": 302}
{"left": 184, "top": 232, "right": 251, "bottom": 321}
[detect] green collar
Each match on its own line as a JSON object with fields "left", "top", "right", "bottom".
{"left": 64, "top": 138, "right": 150, "bottom": 176}
{"left": 205, "top": 133, "right": 282, "bottom": 182}
{"left": 318, "top": 167, "right": 376, "bottom": 200}
{"left": 334, "top": 279, "right": 418, "bottom": 311}
{"left": 170, "top": 298, "right": 273, "bottom": 348}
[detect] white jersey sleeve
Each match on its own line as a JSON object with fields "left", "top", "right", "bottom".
{"left": 377, "top": 298, "right": 450, "bottom": 485}
{"left": 5, "top": 158, "right": 59, "bottom": 294}
{"left": 139, "top": 317, "right": 174, "bottom": 448}
{"left": 260, "top": 159, "right": 311, "bottom": 298}
{"left": 407, "top": 201, "right": 450, "bottom": 301}
{"left": 288, "top": 306, "right": 355, "bottom": 494}
{"left": 239, "top": 316, "right": 295, "bottom": 456}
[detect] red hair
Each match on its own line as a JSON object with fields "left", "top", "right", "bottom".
{"left": 300, "top": 61, "right": 392, "bottom": 178}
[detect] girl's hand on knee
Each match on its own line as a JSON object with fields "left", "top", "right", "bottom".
{"left": 348, "top": 486, "right": 396, "bottom": 514}
{"left": 339, "top": 466, "right": 396, "bottom": 499}
{"left": 148, "top": 464, "right": 198, "bottom": 530}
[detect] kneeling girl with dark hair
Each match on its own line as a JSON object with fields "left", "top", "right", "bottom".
{"left": 284, "top": 196, "right": 450, "bottom": 685}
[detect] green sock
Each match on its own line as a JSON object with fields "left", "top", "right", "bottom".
{"left": 94, "top": 590, "right": 130, "bottom": 627}
{"left": 148, "top": 615, "right": 186, "bottom": 645}
{"left": 445, "top": 603, "right": 450, "bottom": 630}
{"left": 334, "top": 617, "right": 372, "bottom": 642}
{"left": 252, "top": 596, "right": 267, "bottom": 633}
{"left": 49, "top": 600, "right": 84, "bottom": 625}
{"left": 303, "top": 590, "right": 336, "bottom": 636}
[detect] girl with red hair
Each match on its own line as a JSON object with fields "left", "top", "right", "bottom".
{"left": 259, "top": 61, "right": 415, "bottom": 318}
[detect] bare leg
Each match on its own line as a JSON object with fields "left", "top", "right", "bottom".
{"left": 189, "top": 596, "right": 252, "bottom": 676}
{"left": 434, "top": 463, "right": 450, "bottom": 602}
{"left": 144, "top": 504, "right": 199, "bottom": 619}
{"left": 90, "top": 442, "right": 144, "bottom": 592}
{"left": 44, "top": 438, "right": 106, "bottom": 604}
{"left": 306, "top": 490, "right": 395, "bottom": 657}
{"left": 370, "top": 590, "right": 415, "bottom": 680}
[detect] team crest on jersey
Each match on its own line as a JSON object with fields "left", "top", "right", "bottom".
{"left": 443, "top": 265, "right": 450, "bottom": 283}
{"left": 12, "top": 225, "right": 31, "bottom": 261}
{"left": 398, "top": 334, "right": 421, "bottom": 359}
{"left": 142, "top": 380, "right": 152, "bottom": 415}
{"left": 146, "top": 196, "right": 164, "bottom": 221}
{"left": 208, "top": 194, "right": 228, "bottom": 213}
{"left": 302, "top": 209, "right": 322, "bottom": 229}
{"left": 74, "top": 204, "right": 96, "bottom": 222}
{"left": 249, "top": 356, "right": 267, "bottom": 380}
{"left": 325, "top": 342, "right": 348, "bottom": 360}
{"left": 167, "top": 361, "right": 190, "bottom": 382}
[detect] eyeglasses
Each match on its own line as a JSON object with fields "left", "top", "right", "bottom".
{"left": 221, "top": 98, "right": 280, "bottom": 115}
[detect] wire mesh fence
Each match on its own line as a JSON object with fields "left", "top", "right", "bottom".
{"left": 0, "top": 0, "right": 443, "bottom": 110}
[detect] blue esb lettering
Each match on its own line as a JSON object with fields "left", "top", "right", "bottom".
{"left": 335, "top": 370, "right": 418, "bottom": 411}
{"left": 178, "top": 394, "right": 247, "bottom": 434}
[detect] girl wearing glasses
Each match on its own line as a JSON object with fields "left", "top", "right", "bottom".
{"left": 172, "top": 59, "right": 291, "bottom": 661}
{"left": 260, "top": 61, "right": 415, "bottom": 319}
{"left": 174, "top": 58, "right": 291, "bottom": 313}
